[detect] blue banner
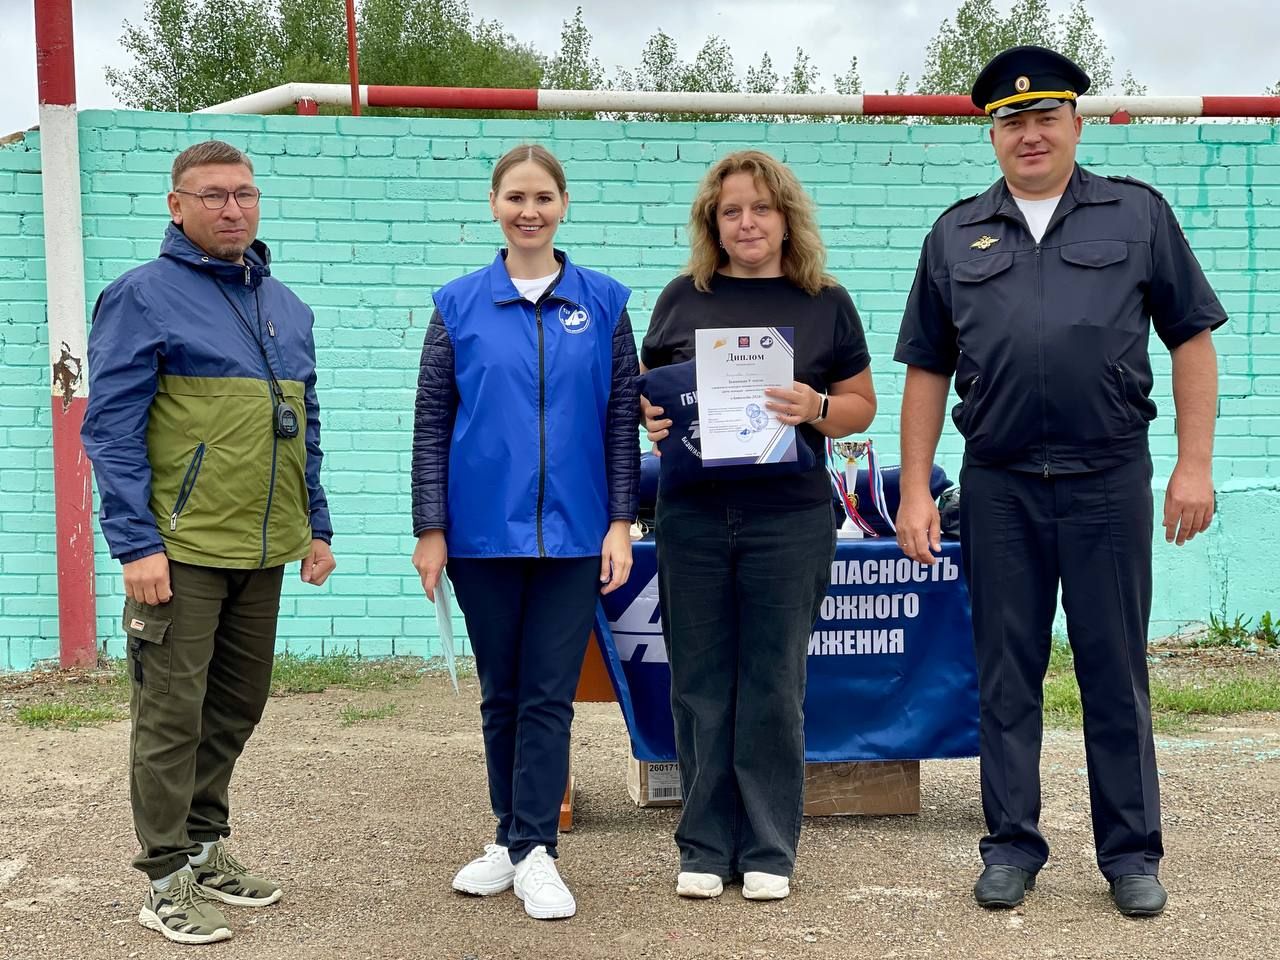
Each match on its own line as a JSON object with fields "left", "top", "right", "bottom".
{"left": 595, "top": 537, "right": 979, "bottom": 763}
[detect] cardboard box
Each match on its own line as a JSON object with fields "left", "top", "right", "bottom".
{"left": 627, "top": 758, "right": 683, "bottom": 807}
{"left": 627, "top": 757, "right": 920, "bottom": 815}
{"left": 803, "top": 760, "right": 920, "bottom": 816}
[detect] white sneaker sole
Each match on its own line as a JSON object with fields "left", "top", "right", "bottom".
{"left": 676, "top": 877, "right": 724, "bottom": 898}
{"left": 138, "top": 907, "right": 233, "bottom": 944}
{"left": 742, "top": 881, "right": 790, "bottom": 901}
{"left": 452, "top": 873, "right": 515, "bottom": 896}
{"left": 195, "top": 883, "right": 284, "bottom": 907}
{"left": 514, "top": 888, "right": 576, "bottom": 920}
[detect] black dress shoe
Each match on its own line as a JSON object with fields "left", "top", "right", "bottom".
{"left": 973, "top": 864, "right": 1035, "bottom": 908}
{"left": 1110, "top": 875, "right": 1167, "bottom": 917}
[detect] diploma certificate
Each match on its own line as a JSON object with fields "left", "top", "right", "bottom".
{"left": 694, "top": 326, "right": 797, "bottom": 468}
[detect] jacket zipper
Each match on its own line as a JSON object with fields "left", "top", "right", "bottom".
{"left": 169, "top": 443, "right": 207, "bottom": 531}
{"left": 1035, "top": 244, "right": 1049, "bottom": 477}
{"left": 534, "top": 301, "right": 547, "bottom": 557}
{"left": 248, "top": 278, "right": 279, "bottom": 569}
{"left": 962, "top": 375, "right": 981, "bottom": 432}
{"left": 1114, "top": 362, "right": 1135, "bottom": 426}
{"left": 261, "top": 432, "right": 279, "bottom": 568}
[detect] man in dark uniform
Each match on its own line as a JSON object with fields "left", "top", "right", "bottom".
{"left": 894, "top": 46, "right": 1225, "bottom": 917}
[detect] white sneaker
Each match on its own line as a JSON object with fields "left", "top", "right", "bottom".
{"left": 452, "top": 844, "right": 515, "bottom": 896}
{"left": 742, "top": 871, "right": 790, "bottom": 901}
{"left": 512, "top": 846, "right": 576, "bottom": 920}
{"left": 676, "top": 871, "right": 723, "bottom": 898}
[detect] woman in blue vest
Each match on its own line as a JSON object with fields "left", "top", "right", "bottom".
{"left": 640, "top": 150, "right": 877, "bottom": 901}
{"left": 411, "top": 144, "right": 640, "bottom": 920}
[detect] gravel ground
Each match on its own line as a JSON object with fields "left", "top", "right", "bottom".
{"left": 2, "top": 673, "right": 1278, "bottom": 960}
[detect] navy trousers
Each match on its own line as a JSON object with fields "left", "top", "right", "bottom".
{"left": 959, "top": 456, "right": 1162, "bottom": 881}
{"left": 446, "top": 556, "right": 600, "bottom": 865}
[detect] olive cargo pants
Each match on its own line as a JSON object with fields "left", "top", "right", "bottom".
{"left": 124, "top": 559, "right": 283, "bottom": 880}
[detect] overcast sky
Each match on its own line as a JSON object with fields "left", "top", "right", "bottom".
{"left": 2, "top": 0, "right": 1278, "bottom": 134}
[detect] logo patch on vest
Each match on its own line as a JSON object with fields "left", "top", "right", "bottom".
{"left": 970, "top": 235, "right": 1000, "bottom": 250}
{"left": 558, "top": 304, "right": 591, "bottom": 334}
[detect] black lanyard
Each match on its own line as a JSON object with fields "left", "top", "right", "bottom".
{"left": 211, "top": 277, "right": 286, "bottom": 405}
{"left": 210, "top": 277, "right": 300, "bottom": 439}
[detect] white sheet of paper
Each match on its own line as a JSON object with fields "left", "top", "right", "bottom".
{"left": 694, "top": 326, "right": 797, "bottom": 467}
{"left": 435, "top": 571, "right": 460, "bottom": 694}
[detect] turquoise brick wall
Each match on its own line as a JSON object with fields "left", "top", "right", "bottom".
{"left": 1, "top": 111, "right": 1278, "bottom": 669}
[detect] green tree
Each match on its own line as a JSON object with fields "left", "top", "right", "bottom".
{"left": 544, "top": 7, "right": 604, "bottom": 91}
{"left": 782, "top": 49, "right": 820, "bottom": 95}
{"left": 1058, "top": 0, "right": 1113, "bottom": 91}
{"left": 611, "top": 34, "right": 853, "bottom": 123}
{"left": 109, "top": 0, "right": 544, "bottom": 117}
{"left": 543, "top": 7, "right": 606, "bottom": 120}
{"left": 612, "top": 31, "right": 743, "bottom": 121}
{"left": 688, "top": 37, "right": 740, "bottom": 95}
{"left": 105, "top": 0, "right": 277, "bottom": 112}
{"left": 274, "top": 0, "right": 349, "bottom": 85}
{"left": 614, "top": 30, "right": 678, "bottom": 94}
{"left": 357, "top": 0, "right": 543, "bottom": 109}
{"left": 778, "top": 47, "right": 831, "bottom": 122}
{"left": 745, "top": 53, "right": 779, "bottom": 95}
{"left": 911, "top": 0, "right": 1124, "bottom": 123}
{"left": 833, "top": 56, "right": 862, "bottom": 98}
{"left": 833, "top": 54, "right": 904, "bottom": 124}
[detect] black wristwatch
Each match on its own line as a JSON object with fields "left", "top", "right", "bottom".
{"left": 809, "top": 392, "right": 829, "bottom": 424}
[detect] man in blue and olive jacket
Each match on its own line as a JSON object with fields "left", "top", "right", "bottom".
{"left": 82, "top": 140, "right": 335, "bottom": 945}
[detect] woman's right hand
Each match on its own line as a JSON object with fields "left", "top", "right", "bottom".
{"left": 412, "top": 530, "right": 448, "bottom": 601}
{"left": 640, "top": 394, "right": 672, "bottom": 451}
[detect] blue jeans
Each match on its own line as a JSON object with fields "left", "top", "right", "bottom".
{"left": 447, "top": 556, "right": 599, "bottom": 865}
{"left": 655, "top": 498, "right": 834, "bottom": 878}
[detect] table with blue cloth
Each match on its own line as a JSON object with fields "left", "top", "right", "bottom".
{"left": 593, "top": 536, "right": 979, "bottom": 766}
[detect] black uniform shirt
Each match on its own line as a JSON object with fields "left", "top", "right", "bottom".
{"left": 895, "top": 164, "right": 1227, "bottom": 475}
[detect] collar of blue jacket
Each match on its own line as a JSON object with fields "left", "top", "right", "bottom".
{"left": 160, "top": 222, "right": 272, "bottom": 288}
{"left": 487, "top": 248, "right": 591, "bottom": 308}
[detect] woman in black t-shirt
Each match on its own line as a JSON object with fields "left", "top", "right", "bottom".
{"left": 640, "top": 150, "right": 876, "bottom": 901}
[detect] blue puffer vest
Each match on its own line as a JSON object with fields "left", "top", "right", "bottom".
{"left": 414, "top": 250, "right": 637, "bottom": 557}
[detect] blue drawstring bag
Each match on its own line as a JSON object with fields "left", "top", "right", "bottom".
{"left": 638, "top": 359, "right": 816, "bottom": 492}
{"left": 853, "top": 463, "right": 952, "bottom": 537}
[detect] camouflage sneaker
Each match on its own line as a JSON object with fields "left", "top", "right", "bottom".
{"left": 192, "top": 841, "right": 284, "bottom": 907}
{"left": 138, "top": 871, "right": 233, "bottom": 944}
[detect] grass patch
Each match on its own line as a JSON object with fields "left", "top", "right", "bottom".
{"left": 1191, "top": 610, "right": 1280, "bottom": 650}
{"left": 269, "top": 653, "right": 426, "bottom": 696}
{"left": 1152, "top": 673, "right": 1280, "bottom": 716}
{"left": 5, "top": 655, "right": 433, "bottom": 730}
{"left": 1044, "top": 644, "right": 1280, "bottom": 732}
{"left": 338, "top": 702, "right": 399, "bottom": 727}
{"left": 16, "top": 701, "right": 125, "bottom": 729}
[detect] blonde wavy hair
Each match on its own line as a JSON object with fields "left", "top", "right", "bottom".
{"left": 686, "top": 150, "right": 836, "bottom": 295}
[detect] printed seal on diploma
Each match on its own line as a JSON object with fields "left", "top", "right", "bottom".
{"left": 694, "top": 326, "right": 797, "bottom": 468}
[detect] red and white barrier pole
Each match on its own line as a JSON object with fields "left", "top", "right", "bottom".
{"left": 198, "top": 84, "right": 1280, "bottom": 119}
{"left": 35, "top": 0, "right": 96, "bottom": 668}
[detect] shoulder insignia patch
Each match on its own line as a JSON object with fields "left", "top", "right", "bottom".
{"left": 938, "top": 193, "right": 981, "bottom": 219}
{"left": 1105, "top": 174, "right": 1166, "bottom": 199}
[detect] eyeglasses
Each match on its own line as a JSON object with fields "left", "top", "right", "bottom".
{"left": 174, "top": 188, "right": 262, "bottom": 210}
